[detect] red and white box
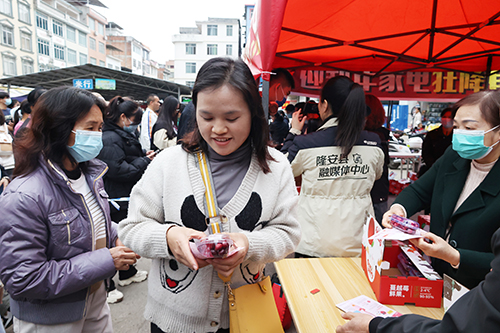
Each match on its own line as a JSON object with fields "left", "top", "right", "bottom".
{"left": 361, "top": 216, "right": 443, "bottom": 308}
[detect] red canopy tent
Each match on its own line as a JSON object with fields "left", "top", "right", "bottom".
{"left": 244, "top": 0, "right": 500, "bottom": 104}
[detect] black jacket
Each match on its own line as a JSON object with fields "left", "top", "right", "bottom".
{"left": 370, "top": 226, "right": 500, "bottom": 333}
{"left": 97, "top": 121, "right": 150, "bottom": 200}
{"left": 367, "top": 127, "right": 390, "bottom": 203}
{"left": 422, "top": 126, "right": 452, "bottom": 168}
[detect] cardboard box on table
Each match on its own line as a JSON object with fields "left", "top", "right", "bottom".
{"left": 361, "top": 216, "right": 443, "bottom": 308}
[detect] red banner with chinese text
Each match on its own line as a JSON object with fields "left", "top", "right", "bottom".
{"left": 291, "top": 68, "right": 500, "bottom": 101}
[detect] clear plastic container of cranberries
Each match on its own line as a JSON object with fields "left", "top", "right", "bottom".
{"left": 195, "top": 234, "right": 234, "bottom": 259}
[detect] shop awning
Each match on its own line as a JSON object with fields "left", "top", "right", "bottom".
{"left": 0, "top": 64, "right": 191, "bottom": 102}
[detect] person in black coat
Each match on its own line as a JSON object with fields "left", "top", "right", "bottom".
{"left": 269, "top": 110, "right": 289, "bottom": 149}
{"left": 97, "top": 96, "right": 154, "bottom": 302}
{"left": 336, "top": 226, "right": 500, "bottom": 333}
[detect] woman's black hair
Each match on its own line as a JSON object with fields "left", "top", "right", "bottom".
{"left": 155, "top": 96, "right": 179, "bottom": 139}
{"left": 182, "top": 57, "right": 273, "bottom": 173}
{"left": 452, "top": 90, "right": 500, "bottom": 129}
{"left": 105, "top": 96, "right": 142, "bottom": 125}
{"left": 321, "top": 76, "right": 367, "bottom": 156}
{"left": 13, "top": 87, "right": 106, "bottom": 178}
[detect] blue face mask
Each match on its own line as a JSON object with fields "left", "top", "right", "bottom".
{"left": 67, "top": 130, "right": 103, "bottom": 163}
{"left": 124, "top": 124, "right": 138, "bottom": 133}
{"left": 4, "top": 98, "right": 11, "bottom": 106}
{"left": 452, "top": 125, "right": 500, "bottom": 160}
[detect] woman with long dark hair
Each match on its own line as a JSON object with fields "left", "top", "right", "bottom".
{"left": 282, "top": 76, "right": 385, "bottom": 258}
{"left": 97, "top": 96, "right": 152, "bottom": 303}
{"left": 0, "top": 87, "right": 138, "bottom": 332}
{"left": 151, "top": 96, "right": 179, "bottom": 150}
{"left": 118, "top": 57, "right": 300, "bottom": 333}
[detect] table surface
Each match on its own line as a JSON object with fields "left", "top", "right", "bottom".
{"left": 389, "top": 152, "right": 422, "bottom": 158}
{"left": 274, "top": 258, "right": 444, "bottom": 333}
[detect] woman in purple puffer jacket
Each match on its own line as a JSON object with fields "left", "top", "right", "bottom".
{"left": 0, "top": 87, "right": 139, "bottom": 332}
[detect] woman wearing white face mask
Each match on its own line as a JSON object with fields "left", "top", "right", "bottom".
{"left": 382, "top": 90, "right": 500, "bottom": 289}
{"left": 0, "top": 87, "right": 139, "bottom": 332}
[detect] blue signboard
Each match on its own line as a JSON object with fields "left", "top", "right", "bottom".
{"left": 389, "top": 105, "right": 409, "bottom": 131}
{"left": 73, "top": 79, "right": 93, "bottom": 90}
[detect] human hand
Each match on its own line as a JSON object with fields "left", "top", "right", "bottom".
{"left": 109, "top": 238, "right": 139, "bottom": 270}
{"left": 291, "top": 110, "right": 307, "bottom": 132}
{"left": 146, "top": 150, "right": 156, "bottom": 160}
{"left": 166, "top": 226, "right": 208, "bottom": 270}
{"left": 381, "top": 205, "right": 406, "bottom": 228}
{"left": 208, "top": 233, "right": 249, "bottom": 277}
{"left": 0, "top": 177, "right": 10, "bottom": 191}
{"left": 335, "top": 312, "right": 373, "bottom": 333}
{"left": 410, "top": 231, "right": 460, "bottom": 266}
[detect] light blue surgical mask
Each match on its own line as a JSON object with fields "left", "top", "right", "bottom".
{"left": 4, "top": 98, "right": 11, "bottom": 106}
{"left": 124, "top": 123, "right": 138, "bottom": 133}
{"left": 452, "top": 125, "right": 500, "bottom": 160}
{"left": 67, "top": 130, "right": 103, "bottom": 163}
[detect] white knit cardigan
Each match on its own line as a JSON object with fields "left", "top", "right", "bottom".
{"left": 118, "top": 145, "right": 301, "bottom": 333}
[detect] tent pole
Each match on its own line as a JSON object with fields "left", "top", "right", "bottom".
{"left": 486, "top": 55, "right": 493, "bottom": 90}
{"left": 262, "top": 78, "right": 269, "bottom": 118}
{"left": 387, "top": 100, "right": 393, "bottom": 131}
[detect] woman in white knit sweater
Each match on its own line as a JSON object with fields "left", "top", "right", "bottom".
{"left": 118, "top": 57, "right": 301, "bottom": 333}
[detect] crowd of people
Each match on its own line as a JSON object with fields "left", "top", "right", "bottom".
{"left": 0, "top": 56, "right": 499, "bottom": 332}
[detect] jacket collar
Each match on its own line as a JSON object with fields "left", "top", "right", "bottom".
{"left": 40, "top": 155, "right": 108, "bottom": 190}
{"left": 103, "top": 120, "right": 138, "bottom": 141}
{"left": 317, "top": 117, "right": 338, "bottom": 131}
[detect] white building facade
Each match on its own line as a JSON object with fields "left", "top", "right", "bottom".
{"left": 34, "top": 0, "right": 89, "bottom": 71}
{"left": 172, "top": 17, "right": 240, "bottom": 87}
{"left": 0, "top": 0, "right": 37, "bottom": 78}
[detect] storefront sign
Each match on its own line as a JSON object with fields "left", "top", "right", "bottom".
{"left": 73, "top": 79, "right": 93, "bottom": 90}
{"left": 292, "top": 69, "right": 500, "bottom": 100}
{"left": 95, "top": 79, "right": 116, "bottom": 90}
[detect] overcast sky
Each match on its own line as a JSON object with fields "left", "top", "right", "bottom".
{"left": 98, "top": 0, "right": 254, "bottom": 63}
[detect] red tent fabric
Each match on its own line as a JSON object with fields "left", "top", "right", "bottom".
{"left": 244, "top": 0, "right": 500, "bottom": 81}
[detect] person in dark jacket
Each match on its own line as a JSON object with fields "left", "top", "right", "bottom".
{"left": 97, "top": 96, "right": 153, "bottom": 303}
{"left": 0, "top": 87, "right": 138, "bottom": 332}
{"left": 336, "top": 226, "right": 500, "bottom": 333}
{"left": 269, "top": 110, "right": 289, "bottom": 148}
{"left": 365, "top": 94, "right": 390, "bottom": 223}
{"left": 419, "top": 108, "right": 453, "bottom": 176}
{"left": 177, "top": 101, "right": 195, "bottom": 141}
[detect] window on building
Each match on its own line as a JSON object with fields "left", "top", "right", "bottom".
{"left": 207, "top": 24, "right": 217, "bottom": 36}
{"left": 186, "top": 62, "right": 196, "bottom": 74}
{"left": 20, "top": 31, "right": 31, "bottom": 51}
{"left": 97, "top": 22, "right": 104, "bottom": 36}
{"left": 67, "top": 48, "right": 76, "bottom": 64}
{"left": 18, "top": 2, "right": 30, "bottom": 24}
{"left": 54, "top": 44, "right": 64, "bottom": 60}
{"left": 186, "top": 81, "right": 195, "bottom": 88}
{"left": 144, "top": 64, "right": 150, "bottom": 74}
{"left": 88, "top": 17, "right": 95, "bottom": 31}
{"left": 98, "top": 41, "right": 104, "bottom": 53}
{"left": 79, "top": 52, "right": 87, "bottom": 65}
{"left": 52, "top": 20, "right": 63, "bottom": 37}
{"left": 133, "top": 59, "right": 136, "bottom": 67}
{"left": 207, "top": 44, "right": 217, "bottom": 55}
{"left": 66, "top": 26, "right": 76, "bottom": 42}
{"left": 36, "top": 12, "right": 48, "bottom": 30}
{"left": 89, "top": 37, "right": 96, "bottom": 50}
{"left": 99, "top": 60, "right": 105, "bottom": 67}
{"left": 133, "top": 44, "right": 141, "bottom": 55}
{"left": 90, "top": 57, "right": 96, "bottom": 65}
{"left": 186, "top": 43, "right": 196, "bottom": 55}
{"left": 137, "top": 62, "right": 141, "bottom": 70}
{"left": 78, "top": 31, "right": 86, "bottom": 47}
{"left": 226, "top": 44, "right": 233, "bottom": 56}
{"left": 143, "top": 50, "right": 149, "bottom": 60}
{"left": 2, "top": 53, "right": 16, "bottom": 75}
{"left": 1, "top": 24, "right": 13, "bottom": 46}
{"left": 107, "top": 63, "right": 113, "bottom": 69}
{"left": 0, "top": 0, "right": 12, "bottom": 16}
{"left": 226, "top": 25, "right": 233, "bottom": 36}
{"left": 21, "top": 58, "right": 33, "bottom": 74}
{"left": 37, "top": 38, "right": 49, "bottom": 56}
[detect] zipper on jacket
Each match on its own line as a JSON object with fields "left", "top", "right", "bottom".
{"left": 61, "top": 209, "right": 71, "bottom": 245}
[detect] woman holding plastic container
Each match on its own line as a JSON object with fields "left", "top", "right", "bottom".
{"left": 118, "top": 57, "right": 300, "bottom": 333}
{"left": 281, "top": 76, "right": 384, "bottom": 258}
{"left": 382, "top": 90, "right": 500, "bottom": 289}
